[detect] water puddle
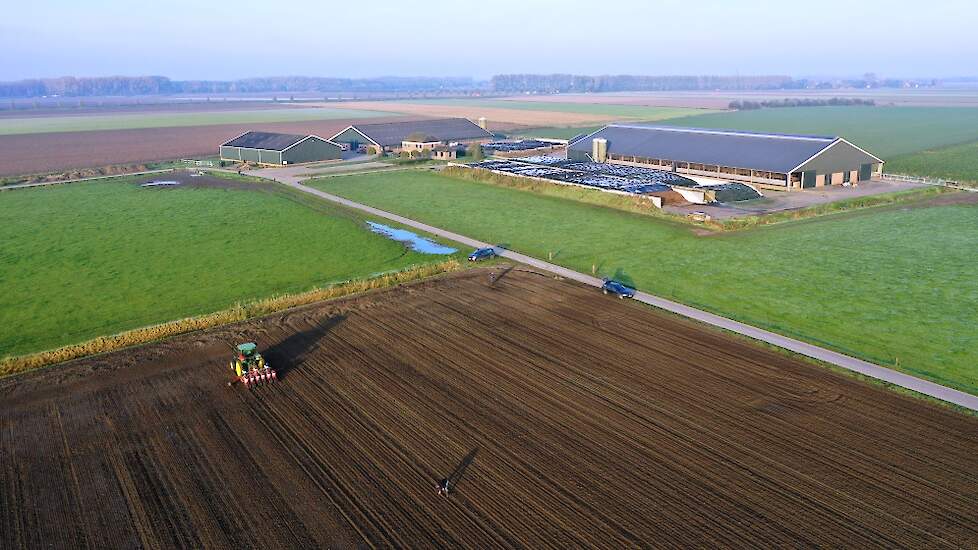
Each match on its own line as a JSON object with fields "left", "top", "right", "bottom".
{"left": 366, "top": 222, "right": 457, "bottom": 255}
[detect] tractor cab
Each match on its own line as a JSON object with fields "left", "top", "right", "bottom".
{"left": 229, "top": 342, "right": 276, "bottom": 386}
{"left": 236, "top": 342, "right": 258, "bottom": 363}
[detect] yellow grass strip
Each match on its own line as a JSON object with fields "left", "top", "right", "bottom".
{"left": 0, "top": 260, "right": 460, "bottom": 378}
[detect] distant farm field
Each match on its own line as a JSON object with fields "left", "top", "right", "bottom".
{"left": 0, "top": 116, "right": 414, "bottom": 177}
{"left": 887, "top": 141, "right": 978, "bottom": 183}
{"left": 402, "top": 98, "right": 712, "bottom": 120}
{"left": 0, "top": 174, "right": 462, "bottom": 357}
{"left": 509, "top": 125, "right": 603, "bottom": 140}
{"left": 335, "top": 99, "right": 710, "bottom": 128}
{"left": 660, "top": 106, "right": 978, "bottom": 157}
{"left": 0, "top": 106, "right": 393, "bottom": 135}
{"left": 313, "top": 170, "right": 978, "bottom": 395}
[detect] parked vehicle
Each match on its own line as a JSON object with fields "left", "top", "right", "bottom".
{"left": 602, "top": 279, "right": 636, "bottom": 299}
{"left": 468, "top": 247, "right": 496, "bottom": 261}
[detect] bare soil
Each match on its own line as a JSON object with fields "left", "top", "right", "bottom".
{"left": 330, "top": 101, "right": 613, "bottom": 126}
{"left": 0, "top": 116, "right": 415, "bottom": 177}
{"left": 0, "top": 101, "right": 300, "bottom": 119}
{"left": 2, "top": 269, "right": 976, "bottom": 548}
{"left": 909, "top": 190, "right": 978, "bottom": 208}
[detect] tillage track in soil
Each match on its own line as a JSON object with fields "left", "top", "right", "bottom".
{"left": 2, "top": 270, "right": 977, "bottom": 548}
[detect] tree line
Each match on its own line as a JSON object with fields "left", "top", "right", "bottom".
{"left": 729, "top": 98, "right": 877, "bottom": 110}
{"left": 0, "top": 76, "right": 478, "bottom": 98}
{"left": 0, "top": 73, "right": 940, "bottom": 98}
{"left": 490, "top": 74, "right": 796, "bottom": 93}
{"left": 489, "top": 74, "right": 940, "bottom": 93}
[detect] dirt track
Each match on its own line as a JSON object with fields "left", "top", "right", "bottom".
{"left": 2, "top": 270, "right": 977, "bottom": 548}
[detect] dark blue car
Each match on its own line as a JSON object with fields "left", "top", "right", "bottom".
{"left": 602, "top": 278, "right": 636, "bottom": 299}
{"left": 468, "top": 247, "right": 496, "bottom": 261}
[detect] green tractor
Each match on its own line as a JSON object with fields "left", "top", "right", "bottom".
{"left": 229, "top": 342, "right": 277, "bottom": 386}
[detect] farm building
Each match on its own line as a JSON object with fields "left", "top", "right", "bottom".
{"left": 330, "top": 118, "right": 492, "bottom": 153}
{"left": 567, "top": 125, "right": 884, "bottom": 190}
{"left": 220, "top": 131, "right": 343, "bottom": 165}
{"left": 431, "top": 145, "right": 464, "bottom": 160}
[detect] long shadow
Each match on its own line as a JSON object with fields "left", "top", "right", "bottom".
{"left": 444, "top": 448, "right": 478, "bottom": 492}
{"left": 489, "top": 264, "right": 516, "bottom": 287}
{"left": 262, "top": 315, "right": 346, "bottom": 380}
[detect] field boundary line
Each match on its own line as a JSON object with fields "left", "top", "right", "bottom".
{"left": 0, "top": 261, "right": 460, "bottom": 378}
{"left": 0, "top": 168, "right": 174, "bottom": 191}
{"left": 280, "top": 177, "right": 978, "bottom": 412}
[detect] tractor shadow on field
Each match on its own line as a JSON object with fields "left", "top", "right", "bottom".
{"left": 263, "top": 315, "right": 346, "bottom": 380}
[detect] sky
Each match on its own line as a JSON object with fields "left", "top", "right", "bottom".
{"left": 1, "top": 0, "right": 976, "bottom": 81}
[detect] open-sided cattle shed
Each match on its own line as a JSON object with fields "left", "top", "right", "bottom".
{"left": 567, "top": 124, "right": 884, "bottom": 190}
{"left": 220, "top": 131, "right": 343, "bottom": 165}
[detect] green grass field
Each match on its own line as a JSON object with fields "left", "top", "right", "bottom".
{"left": 508, "top": 125, "right": 603, "bottom": 140}
{"left": 312, "top": 170, "right": 978, "bottom": 395}
{"left": 0, "top": 178, "right": 462, "bottom": 357}
{"left": 660, "top": 106, "right": 978, "bottom": 157}
{"left": 0, "top": 107, "right": 393, "bottom": 135}
{"left": 402, "top": 98, "right": 710, "bottom": 120}
{"left": 886, "top": 141, "right": 978, "bottom": 183}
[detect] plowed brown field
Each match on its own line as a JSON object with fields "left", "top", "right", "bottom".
{"left": 2, "top": 269, "right": 977, "bottom": 548}
{"left": 327, "top": 101, "right": 612, "bottom": 126}
{"left": 0, "top": 116, "right": 415, "bottom": 177}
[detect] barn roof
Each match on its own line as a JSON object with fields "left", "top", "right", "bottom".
{"left": 567, "top": 124, "right": 878, "bottom": 173}
{"left": 333, "top": 118, "right": 492, "bottom": 147}
{"left": 222, "top": 131, "right": 309, "bottom": 151}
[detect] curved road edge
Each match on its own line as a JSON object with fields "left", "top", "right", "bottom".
{"left": 277, "top": 175, "right": 978, "bottom": 412}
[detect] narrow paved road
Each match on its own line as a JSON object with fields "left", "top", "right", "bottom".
{"left": 262, "top": 171, "right": 978, "bottom": 412}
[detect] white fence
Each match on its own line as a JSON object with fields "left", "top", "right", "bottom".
{"left": 881, "top": 172, "right": 976, "bottom": 192}
{"left": 181, "top": 159, "right": 217, "bottom": 167}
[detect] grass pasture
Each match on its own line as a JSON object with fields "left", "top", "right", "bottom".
{"left": 312, "top": 170, "right": 978, "bottom": 395}
{"left": 660, "top": 106, "right": 978, "bottom": 157}
{"left": 509, "top": 125, "right": 603, "bottom": 140}
{"left": 0, "top": 106, "right": 393, "bottom": 135}
{"left": 0, "top": 176, "right": 463, "bottom": 357}
{"left": 886, "top": 141, "right": 978, "bottom": 184}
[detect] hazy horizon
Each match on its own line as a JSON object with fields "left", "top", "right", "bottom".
{"left": 3, "top": 0, "right": 977, "bottom": 81}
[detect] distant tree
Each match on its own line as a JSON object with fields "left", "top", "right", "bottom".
{"left": 469, "top": 143, "right": 484, "bottom": 161}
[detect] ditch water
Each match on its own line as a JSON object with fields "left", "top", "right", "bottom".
{"left": 366, "top": 222, "right": 457, "bottom": 255}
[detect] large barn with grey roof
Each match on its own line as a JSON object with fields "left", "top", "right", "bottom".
{"left": 220, "top": 131, "right": 343, "bottom": 165}
{"left": 329, "top": 118, "right": 493, "bottom": 153}
{"left": 567, "top": 124, "right": 884, "bottom": 190}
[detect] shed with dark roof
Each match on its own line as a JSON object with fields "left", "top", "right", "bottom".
{"left": 567, "top": 124, "right": 884, "bottom": 190}
{"left": 220, "top": 131, "right": 344, "bottom": 165}
{"left": 330, "top": 118, "right": 492, "bottom": 152}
